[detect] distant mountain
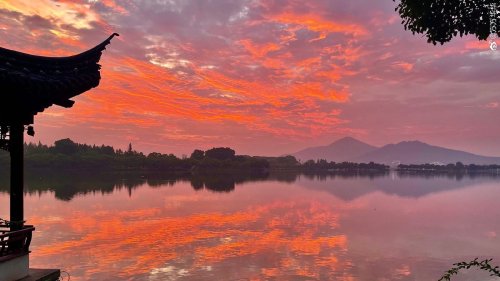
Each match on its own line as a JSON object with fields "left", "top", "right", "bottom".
{"left": 355, "top": 141, "right": 500, "bottom": 165}
{"left": 291, "top": 138, "right": 500, "bottom": 165}
{"left": 292, "top": 137, "right": 378, "bottom": 162}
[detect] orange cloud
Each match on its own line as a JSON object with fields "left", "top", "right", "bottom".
{"left": 239, "top": 39, "right": 282, "bottom": 59}
{"left": 0, "top": 0, "right": 101, "bottom": 33}
{"left": 30, "top": 199, "right": 349, "bottom": 280}
{"left": 270, "top": 12, "right": 368, "bottom": 38}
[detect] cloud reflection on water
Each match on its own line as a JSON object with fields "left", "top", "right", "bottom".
{"left": 30, "top": 199, "right": 348, "bottom": 280}
{"left": 1, "top": 173, "right": 500, "bottom": 280}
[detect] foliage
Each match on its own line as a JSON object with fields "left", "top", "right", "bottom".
{"left": 439, "top": 258, "right": 500, "bottom": 281}
{"left": 263, "top": 155, "right": 301, "bottom": 170}
{"left": 0, "top": 139, "right": 430, "bottom": 173}
{"left": 190, "top": 149, "right": 204, "bottom": 160}
{"left": 205, "top": 147, "right": 235, "bottom": 160}
{"left": 0, "top": 139, "right": 268, "bottom": 172}
{"left": 394, "top": 0, "right": 498, "bottom": 44}
{"left": 53, "top": 138, "right": 79, "bottom": 154}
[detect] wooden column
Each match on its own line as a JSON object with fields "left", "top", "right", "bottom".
{"left": 10, "top": 124, "right": 24, "bottom": 231}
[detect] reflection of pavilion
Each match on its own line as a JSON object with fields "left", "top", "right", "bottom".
{"left": 0, "top": 33, "right": 118, "bottom": 281}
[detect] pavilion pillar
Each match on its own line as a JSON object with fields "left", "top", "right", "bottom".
{"left": 10, "top": 123, "right": 24, "bottom": 231}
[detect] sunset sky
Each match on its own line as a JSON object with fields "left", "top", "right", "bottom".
{"left": 0, "top": 0, "right": 499, "bottom": 156}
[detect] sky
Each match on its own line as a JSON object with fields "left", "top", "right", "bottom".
{"left": 0, "top": 0, "right": 499, "bottom": 157}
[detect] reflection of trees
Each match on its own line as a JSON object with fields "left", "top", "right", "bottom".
{"left": 0, "top": 170, "right": 151, "bottom": 201}
{"left": 396, "top": 171, "right": 500, "bottom": 181}
{"left": 0, "top": 169, "right": 499, "bottom": 202}
{"left": 397, "top": 171, "right": 466, "bottom": 181}
{"left": 189, "top": 171, "right": 269, "bottom": 192}
{"left": 0, "top": 169, "right": 271, "bottom": 199}
{"left": 268, "top": 171, "right": 299, "bottom": 183}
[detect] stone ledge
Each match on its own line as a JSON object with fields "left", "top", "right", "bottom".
{"left": 18, "top": 269, "right": 60, "bottom": 281}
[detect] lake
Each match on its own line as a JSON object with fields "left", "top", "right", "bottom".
{"left": 1, "top": 172, "right": 500, "bottom": 281}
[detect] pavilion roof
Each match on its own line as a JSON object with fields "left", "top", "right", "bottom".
{"left": 0, "top": 33, "right": 119, "bottom": 125}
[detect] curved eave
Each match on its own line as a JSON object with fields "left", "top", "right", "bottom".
{"left": 0, "top": 33, "right": 119, "bottom": 125}
{"left": 0, "top": 33, "right": 119, "bottom": 64}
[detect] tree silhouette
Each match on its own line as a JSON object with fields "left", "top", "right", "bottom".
{"left": 53, "top": 138, "right": 78, "bottom": 155}
{"left": 190, "top": 149, "right": 205, "bottom": 160}
{"left": 205, "top": 147, "right": 235, "bottom": 160}
{"left": 394, "top": 0, "right": 499, "bottom": 44}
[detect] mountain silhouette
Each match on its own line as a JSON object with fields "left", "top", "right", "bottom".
{"left": 292, "top": 138, "right": 500, "bottom": 164}
{"left": 292, "top": 137, "right": 378, "bottom": 162}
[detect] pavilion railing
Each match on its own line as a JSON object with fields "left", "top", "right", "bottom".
{"left": 0, "top": 223, "right": 34, "bottom": 262}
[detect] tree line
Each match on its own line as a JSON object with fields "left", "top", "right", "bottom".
{"left": 0, "top": 139, "right": 387, "bottom": 172}
{"left": 0, "top": 139, "right": 390, "bottom": 172}
{"left": 3, "top": 139, "right": 497, "bottom": 174}
{"left": 0, "top": 138, "right": 269, "bottom": 172}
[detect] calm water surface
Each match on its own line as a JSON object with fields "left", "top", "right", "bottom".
{"left": 1, "top": 173, "right": 500, "bottom": 281}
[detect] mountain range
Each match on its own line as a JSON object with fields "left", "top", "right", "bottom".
{"left": 291, "top": 137, "right": 500, "bottom": 165}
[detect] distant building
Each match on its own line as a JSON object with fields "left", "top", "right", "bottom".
{"left": 390, "top": 161, "right": 401, "bottom": 169}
